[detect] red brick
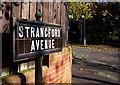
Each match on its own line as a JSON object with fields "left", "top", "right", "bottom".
{"left": 49, "top": 60, "right": 70, "bottom": 73}
{"left": 2, "top": 46, "right": 72, "bottom": 84}
{"left": 50, "top": 67, "right": 71, "bottom": 83}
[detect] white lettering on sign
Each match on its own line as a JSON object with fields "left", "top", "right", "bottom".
{"left": 31, "top": 40, "right": 35, "bottom": 51}
{"left": 44, "top": 40, "right": 48, "bottom": 49}
{"left": 58, "top": 29, "right": 61, "bottom": 37}
{"left": 52, "top": 39, "right": 55, "bottom": 48}
{"left": 48, "top": 40, "right": 51, "bottom": 49}
{"left": 19, "top": 26, "right": 24, "bottom": 38}
{"left": 51, "top": 29, "right": 55, "bottom": 37}
{"left": 36, "top": 40, "right": 40, "bottom": 50}
{"left": 48, "top": 28, "right": 51, "bottom": 37}
{"left": 31, "top": 27, "right": 35, "bottom": 37}
{"left": 40, "top": 28, "right": 44, "bottom": 37}
{"left": 18, "top": 25, "right": 61, "bottom": 52}
{"left": 25, "top": 27, "right": 30, "bottom": 38}
{"left": 55, "top": 29, "right": 57, "bottom": 37}
{"left": 36, "top": 27, "right": 40, "bottom": 37}
{"left": 40, "top": 40, "right": 44, "bottom": 50}
{"left": 45, "top": 28, "right": 48, "bottom": 37}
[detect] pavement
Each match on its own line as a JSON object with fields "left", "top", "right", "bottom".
{"left": 72, "top": 45, "right": 120, "bottom": 69}
{"left": 72, "top": 45, "right": 120, "bottom": 84}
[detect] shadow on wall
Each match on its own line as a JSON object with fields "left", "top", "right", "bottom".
{"left": 2, "top": 2, "right": 13, "bottom": 67}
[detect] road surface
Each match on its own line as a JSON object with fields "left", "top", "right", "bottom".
{"left": 72, "top": 45, "right": 120, "bottom": 84}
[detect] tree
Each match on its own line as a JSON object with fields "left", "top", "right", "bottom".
{"left": 68, "top": 2, "right": 120, "bottom": 44}
{"left": 69, "top": 2, "right": 95, "bottom": 45}
{"left": 69, "top": 2, "right": 94, "bottom": 22}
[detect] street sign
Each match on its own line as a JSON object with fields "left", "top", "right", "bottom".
{"left": 13, "top": 19, "right": 62, "bottom": 62}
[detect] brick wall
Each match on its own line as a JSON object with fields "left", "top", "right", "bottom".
{"left": 2, "top": 46, "right": 72, "bottom": 84}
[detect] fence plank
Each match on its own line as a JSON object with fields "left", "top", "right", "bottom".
{"left": 66, "top": 3, "right": 69, "bottom": 44}
{"left": 49, "top": 2, "right": 53, "bottom": 23}
{"left": 2, "top": 2, "right": 11, "bottom": 33}
{"left": 53, "top": 2, "right": 57, "bottom": 24}
{"left": 61, "top": 2, "right": 65, "bottom": 46}
{"left": 43, "top": 2, "right": 49, "bottom": 23}
{"left": 65, "top": 3, "right": 69, "bottom": 45}
{"left": 2, "top": 2, "right": 12, "bottom": 67}
{"left": 56, "top": 1, "right": 58, "bottom": 24}
{"left": 57, "top": 1, "right": 61, "bottom": 24}
{"left": 22, "top": 2, "right": 29, "bottom": 19}
{"left": 0, "top": 3, "right": 2, "bottom": 33}
{"left": 37, "top": 1, "right": 43, "bottom": 21}
{"left": 12, "top": 2, "right": 21, "bottom": 19}
{"left": 63, "top": 2, "right": 66, "bottom": 46}
{"left": 30, "top": 2, "right": 36, "bottom": 20}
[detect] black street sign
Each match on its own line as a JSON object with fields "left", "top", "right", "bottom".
{"left": 13, "top": 19, "right": 62, "bottom": 62}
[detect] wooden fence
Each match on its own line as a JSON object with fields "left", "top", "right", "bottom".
{"left": 1, "top": 1, "right": 69, "bottom": 67}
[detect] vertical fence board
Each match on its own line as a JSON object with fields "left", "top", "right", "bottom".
{"left": 2, "top": 2, "right": 12, "bottom": 67}
{"left": 66, "top": 3, "right": 69, "bottom": 44}
{"left": 60, "top": 2, "right": 62, "bottom": 25}
{"left": 12, "top": 2, "right": 21, "bottom": 19}
{"left": 49, "top": 2, "right": 53, "bottom": 23}
{"left": 0, "top": 3, "right": 2, "bottom": 33}
{"left": 56, "top": 1, "right": 58, "bottom": 24}
{"left": 53, "top": 2, "right": 57, "bottom": 24}
{"left": 22, "top": 2, "right": 29, "bottom": 19}
{"left": 30, "top": 2, "right": 36, "bottom": 20}
{"left": 41, "top": 2, "right": 43, "bottom": 22}
{"left": 63, "top": 3, "right": 66, "bottom": 46}
{"left": 37, "top": 1, "right": 43, "bottom": 21}
{"left": 21, "top": 2, "right": 30, "bottom": 70}
{"left": 2, "top": 2, "right": 11, "bottom": 33}
{"left": 65, "top": 3, "right": 69, "bottom": 45}
{"left": 43, "top": 2, "right": 49, "bottom": 23}
{"left": 57, "top": 1, "right": 61, "bottom": 24}
{"left": 61, "top": 2, "right": 65, "bottom": 46}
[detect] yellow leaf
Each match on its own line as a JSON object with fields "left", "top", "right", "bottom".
{"left": 110, "top": 67, "right": 113, "bottom": 69}
{"left": 109, "top": 13, "right": 113, "bottom": 17}
{"left": 101, "top": 62, "right": 104, "bottom": 64}
{"left": 98, "top": 49, "right": 100, "bottom": 51}
{"left": 80, "top": 68, "right": 83, "bottom": 70}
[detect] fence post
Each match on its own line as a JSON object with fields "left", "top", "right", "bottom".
{"left": 35, "top": 55, "right": 43, "bottom": 85}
